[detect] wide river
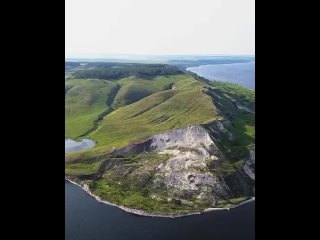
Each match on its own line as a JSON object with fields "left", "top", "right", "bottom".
{"left": 65, "top": 181, "right": 255, "bottom": 240}
{"left": 187, "top": 61, "right": 255, "bottom": 89}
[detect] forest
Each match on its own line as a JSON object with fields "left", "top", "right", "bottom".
{"left": 71, "top": 63, "right": 183, "bottom": 80}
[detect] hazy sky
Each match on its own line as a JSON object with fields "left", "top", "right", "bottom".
{"left": 65, "top": 0, "right": 254, "bottom": 57}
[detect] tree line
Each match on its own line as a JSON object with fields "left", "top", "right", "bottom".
{"left": 73, "top": 64, "right": 183, "bottom": 80}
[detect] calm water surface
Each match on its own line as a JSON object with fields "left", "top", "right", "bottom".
{"left": 187, "top": 61, "right": 255, "bottom": 89}
{"left": 65, "top": 138, "right": 95, "bottom": 153}
{"left": 65, "top": 181, "right": 255, "bottom": 240}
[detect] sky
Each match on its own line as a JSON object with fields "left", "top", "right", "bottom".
{"left": 65, "top": 0, "right": 254, "bottom": 58}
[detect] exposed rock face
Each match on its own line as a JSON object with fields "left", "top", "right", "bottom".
{"left": 150, "top": 126, "right": 213, "bottom": 152}
{"left": 110, "top": 124, "right": 254, "bottom": 207}
{"left": 243, "top": 146, "right": 255, "bottom": 180}
{"left": 112, "top": 126, "right": 217, "bottom": 156}
{"left": 112, "top": 139, "right": 153, "bottom": 156}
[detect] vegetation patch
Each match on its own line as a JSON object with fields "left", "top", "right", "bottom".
{"left": 65, "top": 63, "right": 255, "bottom": 215}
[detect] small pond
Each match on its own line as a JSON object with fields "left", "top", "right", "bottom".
{"left": 65, "top": 138, "right": 95, "bottom": 153}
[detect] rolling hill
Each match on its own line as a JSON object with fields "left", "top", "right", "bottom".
{"left": 65, "top": 62, "right": 255, "bottom": 216}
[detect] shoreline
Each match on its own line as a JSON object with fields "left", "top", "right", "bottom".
{"left": 65, "top": 178, "right": 255, "bottom": 218}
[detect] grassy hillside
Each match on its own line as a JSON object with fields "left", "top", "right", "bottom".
{"left": 65, "top": 74, "right": 256, "bottom": 159}
{"left": 113, "top": 75, "right": 179, "bottom": 108}
{"left": 88, "top": 76, "right": 217, "bottom": 150}
{"left": 66, "top": 74, "right": 217, "bottom": 159}
{"left": 65, "top": 70, "right": 255, "bottom": 214}
{"left": 203, "top": 81, "right": 255, "bottom": 162}
{"left": 65, "top": 79, "right": 119, "bottom": 138}
{"left": 65, "top": 68, "right": 255, "bottom": 175}
{"left": 65, "top": 73, "right": 216, "bottom": 140}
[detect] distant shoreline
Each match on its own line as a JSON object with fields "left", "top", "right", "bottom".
{"left": 66, "top": 178, "right": 255, "bottom": 218}
{"left": 187, "top": 61, "right": 255, "bottom": 90}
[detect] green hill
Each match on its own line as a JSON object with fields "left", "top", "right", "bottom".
{"left": 65, "top": 63, "right": 255, "bottom": 216}
{"left": 65, "top": 73, "right": 219, "bottom": 158}
{"left": 112, "top": 75, "right": 178, "bottom": 108}
{"left": 89, "top": 75, "right": 218, "bottom": 150}
{"left": 65, "top": 79, "right": 119, "bottom": 138}
{"left": 65, "top": 73, "right": 215, "bottom": 140}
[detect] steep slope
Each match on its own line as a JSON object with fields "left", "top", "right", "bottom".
{"left": 65, "top": 65, "right": 255, "bottom": 216}
{"left": 112, "top": 75, "right": 179, "bottom": 108}
{"left": 88, "top": 76, "right": 218, "bottom": 151}
{"left": 66, "top": 122, "right": 254, "bottom": 215}
{"left": 65, "top": 79, "right": 119, "bottom": 138}
{"left": 65, "top": 74, "right": 198, "bottom": 140}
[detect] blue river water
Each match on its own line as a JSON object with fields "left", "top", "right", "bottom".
{"left": 187, "top": 61, "right": 255, "bottom": 89}
{"left": 65, "top": 181, "right": 255, "bottom": 240}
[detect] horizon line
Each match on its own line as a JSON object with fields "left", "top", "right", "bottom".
{"left": 65, "top": 54, "right": 255, "bottom": 59}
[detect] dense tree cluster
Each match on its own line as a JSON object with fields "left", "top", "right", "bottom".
{"left": 73, "top": 64, "right": 182, "bottom": 80}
